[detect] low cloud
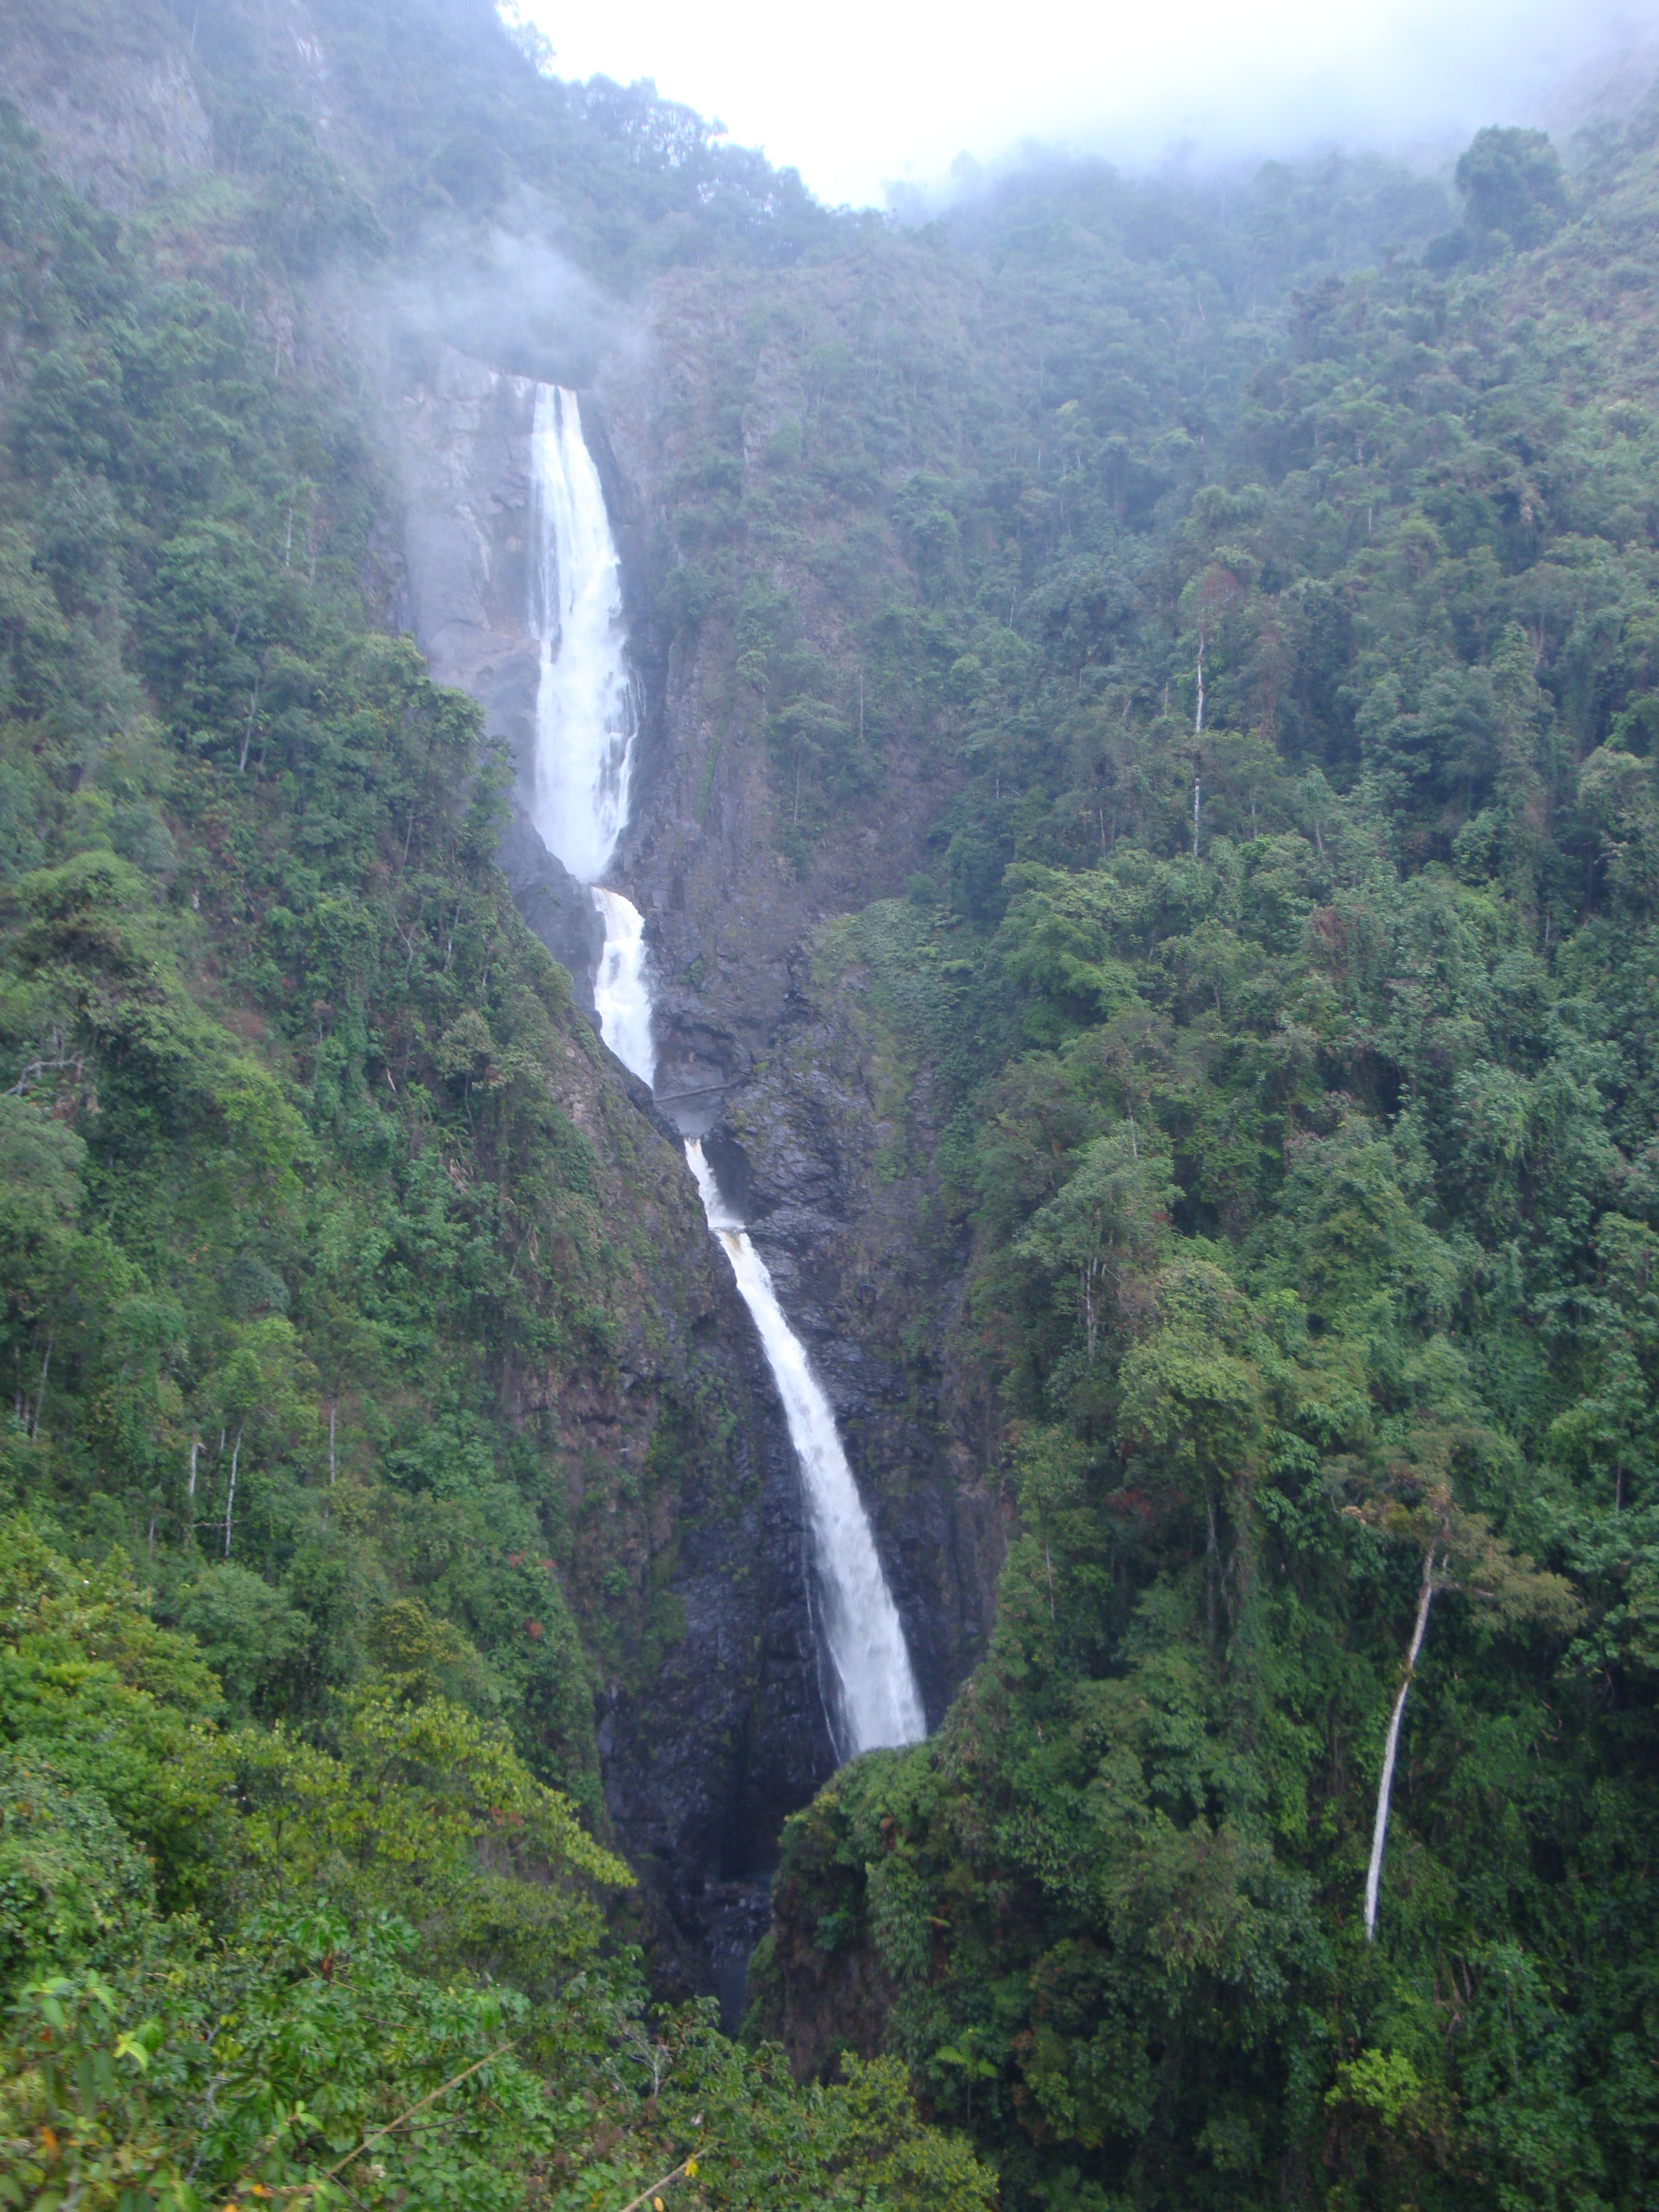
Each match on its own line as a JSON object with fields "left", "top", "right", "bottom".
{"left": 364, "top": 198, "right": 645, "bottom": 390}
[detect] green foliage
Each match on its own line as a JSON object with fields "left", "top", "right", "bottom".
{"left": 7, "top": 1, "right": 1659, "bottom": 2204}
{"left": 0, "top": 75, "right": 663, "bottom": 1823}
{"left": 739, "top": 87, "right": 1659, "bottom": 2212}
{"left": 0, "top": 1526, "right": 991, "bottom": 2210}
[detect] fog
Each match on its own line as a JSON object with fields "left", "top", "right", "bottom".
{"left": 369, "top": 212, "right": 643, "bottom": 389}
{"left": 503, "top": 0, "right": 1658, "bottom": 208}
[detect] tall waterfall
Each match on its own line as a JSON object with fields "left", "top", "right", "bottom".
{"left": 528, "top": 377, "right": 924, "bottom": 1761}
{"left": 526, "top": 383, "right": 654, "bottom": 1088}
{"left": 686, "top": 1142, "right": 927, "bottom": 1758}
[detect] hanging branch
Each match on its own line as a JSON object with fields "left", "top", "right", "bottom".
{"left": 261, "top": 2040, "right": 521, "bottom": 2199}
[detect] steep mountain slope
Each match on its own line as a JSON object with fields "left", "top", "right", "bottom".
{"left": 4, "top": 0, "right": 1659, "bottom": 2206}
{"left": 734, "top": 106, "right": 1659, "bottom": 2212}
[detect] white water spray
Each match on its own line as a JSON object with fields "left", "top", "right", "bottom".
{"left": 527, "top": 377, "right": 923, "bottom": 1760}
{"left": 526, "top": 383, "right": 654, "bottom": 1088}
{"left": 591, "top": 885, "right": 655, "bottom": 1088}
{"left": 528, "top": 384, "right": 634, "bottom": 885}
{"left": 686, "top": 1142, "right": 927, "bottom": 1758}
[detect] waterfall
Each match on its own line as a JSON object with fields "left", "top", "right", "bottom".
{"left": 525, "top": 381, "right": 655, "bottom": 1090}
{"left": 591, "top": 885, "right": 655, "bottom": 1088}
{"left": 528, "top": 384, "right": 635, "bottom": 887}
{"left": 685, "top": 1142, "right": 927, "bottom": 1759}
{"left": 527, "top": 376, "right": 923, "bottom": 1761}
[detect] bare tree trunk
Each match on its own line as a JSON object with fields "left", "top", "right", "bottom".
{"left": 30, "top": 1334, "right": 52, "bottom": 1436}
{"left": 1364, "top": 1546, "right": 1436, "bottom": 1942}
{"left": 238, "top": 678, "right": 260, "bottom": 773}
{"left": 1194, "top": 618, "right": 1206, "bottom": 738}
{"left": 223, "top": 1424, "right": 244, "bottom": 1558}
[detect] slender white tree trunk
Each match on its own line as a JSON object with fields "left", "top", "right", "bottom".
{"left": 1194, "top": 625, "right": 1206, "bottom": 737}
{"left": 223, "top": 1424, "right": 244, "bottom": 1558}
{"left": 1364, "top": 1546, "right": 1435, "bottom": 1941}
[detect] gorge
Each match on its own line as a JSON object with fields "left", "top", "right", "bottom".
{"left": 517, "top": 370, "right": 927, "bottom": 1774}
{"left": 3, "top": 1, "right": 1659, "bottom": 2205}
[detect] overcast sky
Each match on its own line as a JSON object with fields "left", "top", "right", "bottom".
{"left": 503, "top": 0, "right": 1657, "bottom": 207}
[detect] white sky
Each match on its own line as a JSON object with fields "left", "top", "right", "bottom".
{"left": 505, "top": 0, "right": 1657, "bottom": 208}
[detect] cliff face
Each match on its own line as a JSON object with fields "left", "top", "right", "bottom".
{"left": 589, "top": 272, "right": 1011, "bottom": 1725}
{"left": 393, "top": 328, "right": 1005, "bottom": 1980}
{"left": 393, "top": 348, "right": 858, "bottom": 2000}
{"left": 707, "top": 917, "right": 1007, "bottom": 1728}
{"left": 396, "top": 321, "right": 1007, "bottom": 1704}
{"left": 395, "top": 351, "right": 607, "bottom": 1011}
{"left": 0, "top": 4, "right": 212, "bottom": 212}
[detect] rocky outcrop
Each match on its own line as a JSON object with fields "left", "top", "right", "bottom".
{"left": 0, "top": 4, "right": 213, "bottom": 210}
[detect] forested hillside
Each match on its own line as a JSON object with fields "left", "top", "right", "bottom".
{"left": 1, "top": 0, "right": 1658, "bottom": 2205}
{"left": 0, "top": 2, "right": 990, "bottom": 2200}
{"left": 737, "top": 95, "right": 1659, "bottom": 2212}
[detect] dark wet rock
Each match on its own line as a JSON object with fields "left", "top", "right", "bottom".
{"left": 498, "top": 806, "right": 605, "bottom": 1021}
{"left": 394, "top": 341, "right": 1005, "bottom": 1997}
{"left": 395, "top": 348, "right": 845, "bottom": 1997}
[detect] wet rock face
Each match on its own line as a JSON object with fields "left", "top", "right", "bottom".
{"left": 395, "top": 343, "right": 1005, "bottom": 1994}
{"left": 517, "top": 1013, "right": 844, "bottom": 1999}
{"left": 590, "top": 331, "right": 1010, "bottom": 1725}
{"left": 396, "top": 355, "right": 645, "bottom": 1029}
{"left": 709, "top": 956, "right": 1008, "bottom": 1731}
{"left": 397, "top": 357, "right": 581, "bottom": 970}
{"left": 395, "top": 349, "right": 841, "bottom": 1996}
{"left": 498, "top": 811, "right": 605, "bottom": 1022}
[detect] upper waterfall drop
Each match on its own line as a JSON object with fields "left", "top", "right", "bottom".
{"left": 525, "top": 380, "right": 654, "bottom": 1090}
{"left": 527, "top": 383, "right": 636, "bottom": 887}
{"left": 686, "top": 1141, "right": 928, "bottom": 1760}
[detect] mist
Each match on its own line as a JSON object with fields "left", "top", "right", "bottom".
{"left": 366, "top": 206, "right": 643, "bottom": 392}
{"left": 504, "top": 0, "right": 1658, "bottom": 208}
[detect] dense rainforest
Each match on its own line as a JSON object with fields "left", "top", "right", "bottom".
{"left": 1, "top": 0, "right": 1658, "bottom": 2206}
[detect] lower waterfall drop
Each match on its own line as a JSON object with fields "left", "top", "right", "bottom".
{"left": 685, "top": 1141, "right": 927, "bottom": 1760}
{"left": 591, "top": 885, "right": 655, "bottom": 1088}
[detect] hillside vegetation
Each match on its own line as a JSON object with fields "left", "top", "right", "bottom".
{"left": 1, "top": 0, "right": 1658, "bottom": 2205}
{"left": 736, "top": 92, "right": 1659, "bottom": 2212}
{"left": 0, "top": 5, "right": 990, "bottom": 2200}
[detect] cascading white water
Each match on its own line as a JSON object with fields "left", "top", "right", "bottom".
{"left": 591, "top": 885, "right": 655, "bottom": 1088}
{"left": 686, "top": 1141, "right": 927, "bottom": 1759}
{"left": 525, "top": 381, "right": 655, "bottom": 1090}
{"left": 528, "top": 375, "right": 923, "bottom": 1761}
{"left": 528, "top": 384, "right": 635, "bottom": 885}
